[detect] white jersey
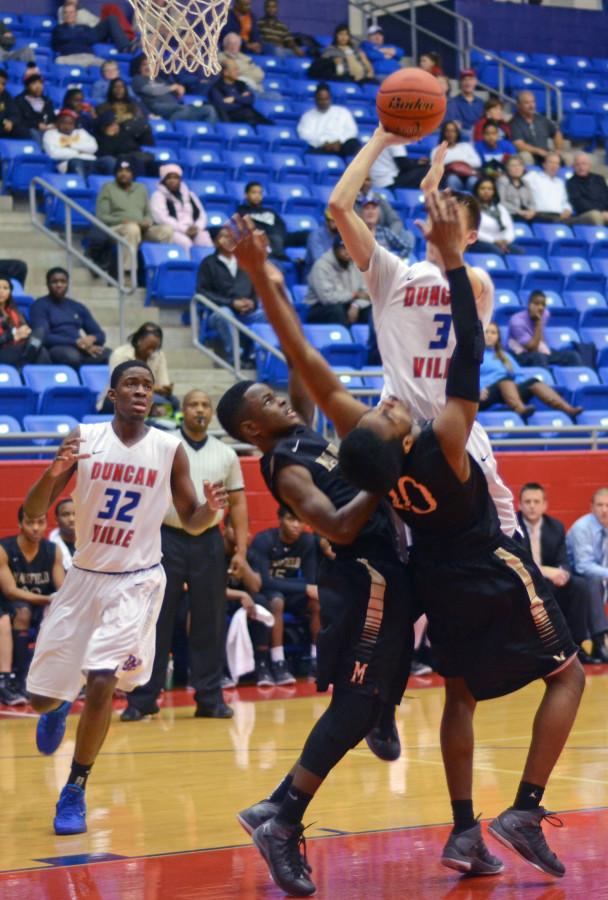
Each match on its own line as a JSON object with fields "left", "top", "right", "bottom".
{"left": 71, "top": 422, "right": 180, "bottom": 573}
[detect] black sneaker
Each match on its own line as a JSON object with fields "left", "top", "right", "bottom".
{"left": 252, "top": 818, "right": 315, "bottom": 897}
{"left": 0, "top": 675, "right": 24, "bottom": 707}
{"left": 442, "top": 822, "right": 504, "bottom": 875}
{"left": 120, "top": 704, "right": 160, "bottom": 722}
{"left": 271, "top": 660, "right": 296, "bottom": 686}
{"left": 365, "top": 704, "right": 400, "bottom": 762}
{"left": 488, "top": 806, "right": 565, "bottom": 877}
{"left": 306, "top": 657, "right": 317, "bottom": 681}
{"left": 256, "top": 660, "right": 275, "bottom": 687}
{"left": 237, "top": 799, "right": 280, "bottom": 835}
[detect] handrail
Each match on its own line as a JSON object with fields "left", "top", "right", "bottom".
{"left": 28, "top": 176, "right": 138, "bottom": 342}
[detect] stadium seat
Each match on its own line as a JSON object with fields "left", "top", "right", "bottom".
{"left": 506, "top": 255, "right": 549, "bottom": 275}
{"left": 79, "top": 365, "right": 109, "bottom": 396}
{"left": 549, "top": 257, "right": 591, "bottom": 277}
{"left": 572, "top": 224, "right": 608, "bottom": 245}
{"left": 511, "top": 238, "right": 548, "bottom": 257}
{"left": 0, "top": 415, "right": 22, "bottom": 447}
{"left": 552, "top": 366, "right": 600, "bottom": 392}
{"left": 512, "top": 222, "right": 534, "bottom": 240}
{"left": 249, "top": 323, "right": 288, "bottom": 386}
{"left": 494, "top": 289, "right": 521, "bottom": 309}
{"left": 465, "top": 253, "right": 506, "bottom": 272}
{"left": 580, "top": 308, "right": 608, "bottom": 329}
{"left": 577, "top": 409, "right": 608, "bottom": 436}
{"left": 140, "top": 243, "right": 189, "bottom": 303}
{"left": 531, "top": 223, "right": 573, "bottom": 243}
{"left": 23, "top": 415, "right": 80, "bottom": 448}
{"left": 566, "top": 271, "right": 606, "bottom": 293}
{"left": 0, "top": 385, "right": 37, "bottom": 424}
{"left": 0, "top": 140, "right": 52, "bottom": 193}
{"left": 544, "top": 326, "right": 580, "bottom": 351}
{"left": 518, "top": 366, "right": 556, "bottom": 386}
{"left": 544, "top": 307, "right": 579, "bottom": 328}
{"left": 0, "top": 364, "right": 22, "bottom": 386}
{"left": 350, "top": 324, "right": 370, "bottom": 346}
{"left": 527, "top": 410, "right": 573, "bottom": 438}
{"left": 150, "top": 260, "right": 199, "bottom": 307}
{"left": 303, "top": 324, "right": 366, "bottom": 368}
{"left": 571, "top": 385, "right": 608, "bottom": 410}
{"left": 22, "top": 365, "right": 80, "bottom": 392}
{"left": 492, "top": 271, "right": 522, "bottom": 293}
{"left": 580, "top": 327, "right": 608, "bottom": 353}
{"left": 476, "top": 411, "right": 526, "bottom": 446}
{"left": 563, "top": 290, "right": 607, "bottom": 313}
{"left": 305, "top": 154, "right": 346, "bottom": 180}
{"left": 190, "top": 246, "right": 214, "bottom": 266}
{"left": 523, "top": 271, "right": 565, "bottom": 293}
{"left": 81, "top": 414, "right": 113, "bottom": 424}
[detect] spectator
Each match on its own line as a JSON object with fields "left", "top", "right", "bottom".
{"left": 497, "top": 154, "right": 537, "bottom": 222}
{"left": 209, "top": 59, "right": 272, "bottom": 125}
{"left": 52, "top": 1, "right": 133, "bottom": 62}
{"left": 131, "top": 55, "right": 216, "bottom": 123}
{"left": 236, "top": 181, "right": 288, "bottom": 258}
{"left": 481, "top": 322, "right": 582, "bottom": 418}
{"left": 0, "top": 610, "right": 23, "bottom": 705}
{"left": 96, "top": 78, "right": 153, "bottom": 147}
{"left": 356, "top": 175, "right": 408, "bottom": 234}
{"left": 95, "top": 109, "right": 156, "bottom": 176}
{"left": 445, "top": 68, "right": 485, "bottom": 137}
{"left": 472, "top": 97, "right": 512, "bottom": 142}
{"left": 524, "top": 151, "right": 573, "bottom": 222}
{"left": 566, "top": 487, "right": 608, "bottom": 663}
{"left": 0, "top": 69, "right": 29, "bottom": 140}
{"left": 250, "top": 505, "right": 321, "bottom": 683}
{"left": 305, "top": 207, "right": 339, "bottom": 273}
{"left": 358, "top": 194, "right": 413, "bottom": 259}
{"left": 418, "top": 51, "right": 443, "bottom": 75}
{"left": 95, "top": 160, "right": 174, "bottom": 279}
{"left": 222, "top": 0, "right": 262, "bottom": 54}
{"left": 91, "top": 59, "right": 120, "bottom": 104}
{"left": 257, "top": 0, "right": 304, "bottom": 57}
{"left": 0, "top": 19, "right": 35, "bottom": 63}
{"left": 297, "top": 84, "right": 361, "bottom": 159}
{"left": 508, "top": 289, "right": 583, "bottom": 367}
{"left": 510, "top": 90, "right": 563, "bottom": 166}
{"left": 361, "top": 25, "right": 404, "bottom": 64}
{"left": 517, "top": 483, "right": 601, "bottom": 664}
{"left": 42, "top": 108, "right": 108, "bottom": 178}
{"left": 305, "top": 237, "right": 370, "bottom": 326}
{"left": 14, "top": 67, "right": 55, "bottom": 145}
{"left": 469, "top": 177, "right": 520, "bottom": 256}
{"left": 62, "top": 86, "right": 96, "bottom": 134}
{"left": 0, "top": 277, "right": 50, "bottom": 367}
{"left": 321, "top": 23, "right": 375, "bottom": 84}
{"left": 150, "top": 163, "right": 213, "bottom": 254}
{"left": 100, "top": 321, "right": 179, "bottom": 413}
{"left": 31, "top": 266, "right": 111, "bottom": 367}
{"left": 0, "top": 259, "right": 27, "bottom": 288}
{"left": 369, "top": 144, "right": 428, "bottom": 190}
{"left": 196, "top": 225, "right": 264, "bottom": 362}
{"left": 566, "top": 152, "right": 608, "bottom": 226}
{"left": 49, "top": 498, "right": 76, "bottom": 571}
{"left": 475, "top": 120, "right": 516, "bottom": 177}
{"left": 432, "top": 120, "right": 480, "bottom": 191}
{"left": 219, "top": 32, "right": 266, "bottom": 93}
{"left": 58, "top": 0, "right": 136, "bottom": 41}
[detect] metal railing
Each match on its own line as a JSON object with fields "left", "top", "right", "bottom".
{"left": 28, "top": 176, "right": 138, "bottom": 342}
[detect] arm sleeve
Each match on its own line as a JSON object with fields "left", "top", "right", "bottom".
{"left": 76, "top": 130, "right": 98, "bottom": 156}
{"left": 445, "top": 266, "right": 483, "bottom": 403}
{"left": 96, "top": 185, "right": 123, "bottom": 226}
{"left": 297, "top": 111, "right": 317, "bottom": 146}
{"left": 552, "top": 522, "right": 571, "bottom": 571}
{"left": 149, "top": 191, "right": 172, "bottom": 228}
{"left": 42, "top": 130, "right": 76, "bottom": 161}
{"left": 361, "top": 242, "right": 405, "bottom": 318}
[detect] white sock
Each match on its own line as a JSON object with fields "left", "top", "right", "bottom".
{"left": 310, "top": 644, "right": 317, "bottom": 659}
{"left": 271, "top": 646, "right": 285, "bottom": 663}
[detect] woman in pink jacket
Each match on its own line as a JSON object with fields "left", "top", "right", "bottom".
{"left": 150, "top": 163, "right": 213, "bottom": 254}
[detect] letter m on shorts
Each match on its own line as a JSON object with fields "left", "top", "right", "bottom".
{"left": 350, "top": 660, "right": 368, "bottom": 685}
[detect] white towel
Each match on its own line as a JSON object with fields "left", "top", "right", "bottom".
{"left": 226, "top": 605, "right": 275, "bottom": 682}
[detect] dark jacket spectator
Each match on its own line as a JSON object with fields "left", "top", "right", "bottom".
{"left": 257, "top": 0, "right": 303, "bottom": 55}
{"left": 510, "top": 90, "right": 563, "bottom": 165}
{"left": 196, "top": 235, "right": 257, "bottom": 307}
{"left": 445, "top": 68, "right": 485, "bottom": 135}
{"left": 95, "top": 109, "right": 156, "bottom": 176}
{"left": 131, "top": 55, "right": 216, "bottom": 123}
{"left": 221, "top": 0, "right": 261, "bottom": 54}
{"left": 0, "top": 276, "right": 50, "bottom": 367}
{"left": 14, "top": 68, "right": 55, "bottom": 141}
{"left": 96, "top": 78, "right": 152, "bottom": 146}
{"left": 0, "top": 69, "right": 29, "bottom": 139}
{"left": 236, "top": 182, "right": 287, "bottom": 257}
{"left": 62, "top": 86, "right": 96, "bottom": 134}
{"left": 51, "top": 2, "right": 130, "bottom": 56}
{"left": 209, "top": 60, "right": 271, "bottom": 124}
{"left": 321, "top": 24, "right": 375, "bottom": 83}
{"left": 567, "top": 152, "right": 608, "bottom": 225}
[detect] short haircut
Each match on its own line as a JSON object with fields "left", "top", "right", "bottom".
{"left": 277, "top": 504, "right": 291, "bottom": 519}
{"left": 55, "top": 498, "right": 74, "bottom": 516}
{"left": 450, "top": 190, "right": 481, "bottom": 231}
{"left": 17, "top": 504, "right": 24, "bottom": 523}
{"left": 46, "top": 266, "right": 68, "bottom": 284}
{"left": 315, "top": 82, "right": 331, "bottom": 97}
{"left": 520, "top": 482, "right": 545, "bottom": 498}
{"left": 216, "top": 380, "right": 257, "bottom": 439}
{"left": 338, "top": 428, "right": 403, "bottom": 495}
{"left": 245, "top": 181, "right": 262, "bottom": 193}
{"left": 110, "top": 359, "right": 154, "bottom": 389}
{"left": 529, "top": 290, "right": 546, "bottom": 302}
{"left": 592, "top": 486, "right": 608, "bottom": 501}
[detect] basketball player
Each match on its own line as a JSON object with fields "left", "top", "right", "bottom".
{"left": 24, "top": 360, "right": 227, "bottom": 836}
{"left": 227, "top": 211, "right": 584, "bottom": 880}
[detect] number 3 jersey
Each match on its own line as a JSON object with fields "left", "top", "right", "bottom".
{"left": 71, "top": 422, "right": 181, "bottom": 573}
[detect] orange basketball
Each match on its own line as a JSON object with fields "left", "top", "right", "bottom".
{"left": 376, "top": 68, "right": 446, "bottom": 140}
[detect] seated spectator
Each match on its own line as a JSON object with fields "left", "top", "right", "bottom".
{"left": 0, "top": 277, "right": 50, "bottom": 367}
{"left": 497, "top": 154, "right": 537, "bottom": 222}
{"left": 0, "top": 68, "right": 29, "bottom": 140}
{"left": 62, "top": 86, "right": 96, "bottom": 134}
{"left": 0, "top": 259, "right": 27, "bottom": 288}
{"left": 150, "top": 163, "right": 213, "bottom": 254}
{"left": 475, "top": 120, "right": 516, "bottom": 177}
{"left": 0, "top": 610, "right": 23, "bottom": 705}
{"left": 131, "top": 55, "right": 216, "bottom": 122}
{"left": 97, "top": 78, "right": 153, "bottom": 148}
{"left": 481, "top": 322, "right": 582, "bottom": 418}
{"left": 222, "top": 0, "right": 262, "bottom": 55}
{"left": 566, "top": 488, "right": 608, "bottom": 663}
{"left": 418, "top": 50, "right": 443, "bottom": 74}
{"left": 257, "top": 0, "right": 304, "bottom": 57}
{"left": 209, "top": 59, "right": 272, "bottom": 125}
{"left": 369, "top": 144, "right": 428, "bottom": 190}
{"left": 196, "top": 225, "right": 265, "bottom": 362}
{"left": 356, "top": 175, "right": 408, "bottom": 234}
{"left": 362, "top": 25, "right": 404, "bottom": 64}
{"left": 14, "top": 67, "right": 55, "bottom": 145}
{"left": 358, "top": 194, "right": 413, "bottom": 258}
{"left": 95, "top": 109, "right": 156, "bottom": 176}
{"left": 297, "top": 83, "right": 361, "bottom": 159}
{"left": 219, "top": 33, "right": 266, "bottom": 93}
{"left": 445, "top": 68, "right": 484, "bottom": 137}
{"left": 49, "top": 498, "right": 76, "bottom": 571}
{"left": 508, "top": 289, "right": 583, "bottom": 368}
{"left": 91, "top": 59, "right": 122, "bottom": 104}
{"left": 31, "top": 266, "right": 111, "bottom": 367}
{"left": 305, "top": 237, "right": 370, "bottom": 326}
{"left": 566, "top": 152, "right": 608, "bottom": 226}
{"left": 0, "top": 19, "right": 34, "bottom": 64}
{"left": 58, "top": 0, "right": 135, "bottom": 41}
{"left": 433, "top": 120, "right": 480, "bottom": 191}
{"left": 42, "top": 108, "right": 109, "bottom": 178}
{"left": 321, "top": 23, "right": 375, "bottom": 83}
{"left": 472, "top": 97, "right": 512, "bottom": 143}
{"left": 524, "top": 151, "right": 573, "bottom": 222}
{"left": 236, "top": 181, "right": 287, "bottom": 259}
{"left": 100, "top": 322, "right": 179, "bottom": 413}
{"left": 510, "top": 90, "right": 563, "bottom": 166}
{"left": 52, "top": 0, "right": 133, "bottom": 62}
{"left": 305, "top": 207, "right": 339, "bottom": 273}
{"left": 95, "top": 160, "right": 174, "bottom": 278}
{"left": 517, "top": 483, "right": 601, "bottom": 664}
{"left": 469, "top": 177, "right": 521, "bottom": 256}
{"left": 250, "top": 505, "right": 320, "bottom": 682}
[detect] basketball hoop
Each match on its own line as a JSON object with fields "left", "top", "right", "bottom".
{"left": 128, "top": 0, "right": 231, "bottom": 78}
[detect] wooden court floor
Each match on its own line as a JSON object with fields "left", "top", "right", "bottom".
{"left": 0, "top": 669, "right": 607, "bottom": 899}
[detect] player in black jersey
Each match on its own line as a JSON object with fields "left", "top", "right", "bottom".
{"left": 227, "top": 204, "right": 584, "bottom": 883}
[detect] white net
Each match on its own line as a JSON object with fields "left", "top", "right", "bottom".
{"left": 128, "top": 0, "right": 231, "bottom": 78}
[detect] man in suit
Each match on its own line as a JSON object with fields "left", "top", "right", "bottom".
{"left": 517, "top": 482, "right": 605, "bottom": 664}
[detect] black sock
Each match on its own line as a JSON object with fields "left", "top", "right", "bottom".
{"left": 514, "top": 780, "right": 545, "bottom": 811}
{"left": 451, "top": 799, "right": 476, "bottom": 833}
{"left": 11, "top": 630, "right": 29, "bottom": 681}
{"left": 67, "top": 760, "right": 92, "bottom": 790}
{"left": 267, "top": 773, "right": 293, "bottom": 804}
{"left": 276, "top": 785, "right": 313, "bottom": 826}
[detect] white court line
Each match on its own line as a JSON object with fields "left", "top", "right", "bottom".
{"left": 403, "top": 753, "right": 608, "bottom": 787}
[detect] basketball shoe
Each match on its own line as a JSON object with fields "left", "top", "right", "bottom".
{"left": 54, "top": 784, "right": 87, "bottom": 835}
{"left": 252, "top": 818, "right": 315, "bottom": 897}
{"left": 441, "top": 822, "right": 504, "bottom": 875}
{"left": 365, "top": 703, "right": 401, "bottom": 762}
{"left": 271, "top": 660, "right": 296, "bottom": 685}
{"left": 488, "top": 807, "right": 565, "bottom": 877}
{"left": 36, "top": 701, "right": 71, "bottom": 755}
{"left": 237, "top": 799, "right": 280, "bottom": 835}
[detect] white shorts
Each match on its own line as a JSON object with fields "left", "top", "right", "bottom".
{"left": 467, "top": 420, "right": 518, "bottom": 537}
{"left": 27, "top": 564, "right": 166, "bottom": 703}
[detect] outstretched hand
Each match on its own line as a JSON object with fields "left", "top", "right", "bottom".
{"left": 371, "top": 124, "right": 412, "bottom": 148}
{"left": 421, "top": 140, "right": 448, "bottom": 195}
{"left": 203, "top": 479, "right": 228, "bottom": 511}
{"left": 415, "top": 191, "right": 465, "bottom": 265}
{"left": 49, "top": 436, "right": 90, "bottom": 477}
{"left": 229, "top": 214, "right": 271, "bottom": 277}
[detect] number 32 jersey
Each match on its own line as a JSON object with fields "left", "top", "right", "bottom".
{"left": 71, "top": 422, "right": 181, "bottom": 573}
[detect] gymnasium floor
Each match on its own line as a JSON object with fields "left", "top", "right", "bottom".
{"left": 1, "top": 669, "right": 607, "bottom": 900}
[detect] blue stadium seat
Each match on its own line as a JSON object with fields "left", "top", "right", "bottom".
{"left": 512, "top": 221, "right": 534, "bottom": 240}
{"left": 562, "top": 112, "right": 597, "bottom": 142}
{"left": 249, "top": 323, "right": 288, "bottom": 386}
{"left": 518, "top": 366, "right": 556, "bottom": 386}
{"left": 23, "top": 414, "right": 80, "bottom": 447}
{"left": 215, "top": 122, "right": 256, "bottom": 142}
{"left": 506, "top": 255, "right": 549, "bottom": 275}
{"left": 549, "top": 239, "right": 589, "bottom": 259}
{"left": 190, "top": 179, "right": 229, "bottom": 201}
{"left": 0, "top": 140, "right": 52, "bottom": 193}
{"left": 523, "top": 271, "right": 565, "bottom": 293}
{"left": 190, "top": 246, "right": 214, "bottom": 266}
{"left": 565, "top": 270, "right": 606, "bottom": 293}
{"left": 493, "top": 306, "right": 520, "bottom": 326}
{"left": 305, "top": 154, "right": 345, "bottom": 180}
{"left": 580, "top": 327, "right": 608, "bottom": 354}
{"left": 531, "top": 223, "right": 573, "bottom": 243}
{"left": 0, "top": 415, "right": 22, "bottom": 446}
{"left": 256, "top": 124, "right": 300, "bottom": 146}
{"left": 476, "top": 411, "right": 527, "bottom": 445}
{"left": 264, "top": 151, "right": 308, "bottom": 179}
{"left": 140, "top": 243, "right": 189, "bottom": 303}
{"left": 283, "top": 213, "right": 316, "bottom": 237}
{"left": 22, "top": 365, "right": 80, "bottom": 392}
{"left": 45, "top": 187, "right": 96, "bottom": 230}
{"left": 527, "top": 410, "right": 573, "bottom": 438}
{"left": 0, "top": 385, "right": 37, "bottom": 423}
{"left": 511, "top": 238, "right": 548, "bottom": 257}
{"left": 281, "top": 57, "right": 313, "bottom": 78}
{"left": 173, "top": 121, "right": 218, "bottom": 146}
{"left": 302, "top": 324, "right": 366, "bottom": 368}
{"left": 150, "top": 260, "right": 199, "bottom": 307}
{"left": 577, "top": 409, "right": 608, "bottom": 438}
{"left": 256, "top": 99, "right": 299, "bottom": 122}
{"left": 178, "top": 148, "right": 223, "bottom": 178}
{"left": 37, "top": 385, "right": 94, "bottom": 417}
{"left": 571, "top": 385, "right": 608, "bottom": 410}
{"left": 563, "top": 290, "right": 607, "bottom": 313}
{"left": 544, "top": 326, "right": 580, "bottom": 351}
{"left": 0, "top": 364, "right": 22, "bottom": 386}
{"left": 580, "top": 308, "right": 608, "bottom": 330}
{"left": 545, "top": 307, "right": 579, "bottom": 328}
{"left": 599, "top": 368, "right": 608, "bottom": 385}
{"left": 492, "top": 271, "right": 522, "bottom": 293}
{"left": 350, "top": 324, "right": 370, "bottom": 346}
{"left": 494, "top": 289, "right": 521, "bottom": 310}
{"left": 87, "top": 174, "right": 113, "bottom": 194}
{"left": 552, "top": 366, "right": 600, "bottom": 392}
{"left": 465, "top": 253, "right": 506, "bottom": 272}
{"left": 80, "top": 365, "right": 110, "bottom": 396}
{"left": 549, "top": 257, "right": 591, "bottom": 277}
{"left": 82, "top": 414, "right": 114, "bottom": 424}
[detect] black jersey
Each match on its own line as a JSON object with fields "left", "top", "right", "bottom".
{"left": 0, "top": 535, "right": 57, "bottom": 597}
{"left": 261, "top": 424, "right": 397, "bottom": 560}
{"left": 388, "top": 424, "right": 502, "bottom": 561}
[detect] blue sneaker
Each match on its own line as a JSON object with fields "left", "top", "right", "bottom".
{"left": 36, "top": 701, "right": 71, "bottom": 755}
{"left": 54, "top": 784, "right": 87, "bottom": 835}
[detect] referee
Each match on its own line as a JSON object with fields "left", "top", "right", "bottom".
{"left": 121, "top": 389, "right": 248, "bottom": 720}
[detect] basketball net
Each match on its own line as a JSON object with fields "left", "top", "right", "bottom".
{"left": 128, "top": 0, "right": 231, "bottom": 77}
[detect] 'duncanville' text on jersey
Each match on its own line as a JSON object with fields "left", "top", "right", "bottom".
{"left": 70, "top": 422, "right": 181, "bottom": 572}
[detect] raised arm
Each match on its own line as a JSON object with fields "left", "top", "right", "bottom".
{"left": 23, "top": 429, "right": 85, "bottom": 519}
{"left": 421, "top": 140, "right": 448, "bottom": 195}
{"left": 170, "top": 444, "right": 228, "bottom": 532}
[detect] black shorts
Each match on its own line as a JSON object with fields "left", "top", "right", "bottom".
{"left": 412, "top": 535, "right": 577, "bottom": 701}
{"left": 316, "top": 554, "right": 414, "bottom": 705}
{"left": 0, "top": 596, "right": 43, "bottom": 627}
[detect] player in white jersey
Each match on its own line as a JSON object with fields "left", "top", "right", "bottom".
{"left": 328, "top": 127, "right": 518, "bottom": 537}
{"left": 23, "top": 359, "right": 227, "bottom": 836}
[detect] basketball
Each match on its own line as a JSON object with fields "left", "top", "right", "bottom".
{"left": 376, "top": 68, "right": 447, "bottom": 140}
